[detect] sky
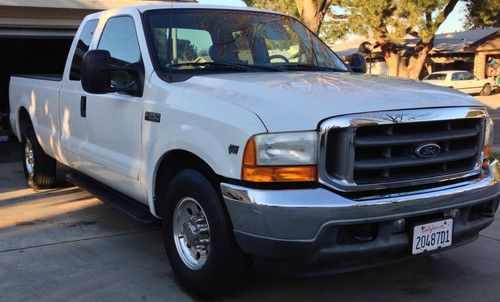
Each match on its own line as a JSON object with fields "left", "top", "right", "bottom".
{"left": 197, "top": 0, "right": 467, "bottom": 34}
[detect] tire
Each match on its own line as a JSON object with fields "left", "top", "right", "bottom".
{"left": 160, "top": 169, "right": 250, "bottom": 297}
{"left": 21, "top": 123, "right": 57, "bottom": 190}
{"left": 480, "top": 84, "right": 491, "bottom": 96}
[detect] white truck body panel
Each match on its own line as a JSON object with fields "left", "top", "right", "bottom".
{"left": 9, "top": 6, "right": 268, "bottom": 212}
{"left": 7, "top": 4, "right": 500, "bottom": 289}
{"left": 9, "top": 76, "right": 64, "bottom": 162}
{"left": 6, "top": 4, "right": 492, "bottom": 218}
{"left": 181, "top": 71, "right": 480, "bottom": 132}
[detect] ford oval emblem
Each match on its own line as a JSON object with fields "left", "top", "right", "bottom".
{"left": 415, "top": 143, "right": 441, "bottom": 158}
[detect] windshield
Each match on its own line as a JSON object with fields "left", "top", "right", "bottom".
{"left": 144, "top": 9, "right": 349, "bottom": 78}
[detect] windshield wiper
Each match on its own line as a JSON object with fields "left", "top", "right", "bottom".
{"left": 170, "top": 62, "right": 250, "bottom": 71}
{"left": 276, "top": 63, "right": 347, "bottom": 72}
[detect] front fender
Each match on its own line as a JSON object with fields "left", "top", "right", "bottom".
{"left": 141, "top": 74, "right": 268, "bottom": 216}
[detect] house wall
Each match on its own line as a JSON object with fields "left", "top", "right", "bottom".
{"left": 472, "top": 32, "right": 500, "bottom": 79}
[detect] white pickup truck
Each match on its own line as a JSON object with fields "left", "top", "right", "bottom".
{"left": 8, "top": 3, "right": 500, "bottom": 297}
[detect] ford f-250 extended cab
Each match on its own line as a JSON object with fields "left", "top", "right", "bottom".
{"left": 8, "top": 3, "right": 500, "bottom": 297}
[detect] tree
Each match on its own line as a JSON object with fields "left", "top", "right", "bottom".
{"left": 464, "top": 0, "right": 500, "bottom": 29}
{"left": 245, "top": 0, "right": 460, "bottom": 79}
{"left": 243, "top": 0, "right": 333, "bottom": 34}
{"left": 243, "top": 0, "right": 298, "bottom": 18}
{"left": 335, "top": 0, "right": 460, "bottom": 79}
{"left": 176, "top": 39, "right": 198, "bottom": 62}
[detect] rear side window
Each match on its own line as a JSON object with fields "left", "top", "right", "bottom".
{"left": 452, "top": 72, "right": 465, "bottom": 81}
{"left": 462, "top": 71, "right": 474, "bottom": 80}
{"left": 425, "top": 73, "right": 447, "bottom": 80}
{"left": 70, "top": 19, "right": 98, "bottom": 81}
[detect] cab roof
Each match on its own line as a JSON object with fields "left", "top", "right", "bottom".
{"left": 136, "top": 3, "right": 280, "bottom": 15}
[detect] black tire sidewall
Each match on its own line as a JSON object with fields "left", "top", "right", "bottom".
{"left": 161, "top": 169, "right": 248, "bottom": 296}
{"left": 481, "top": 84, "right": 491, "bottom": 96}
{"left": 21, "top": 124, "right": 56, "bottom": 190}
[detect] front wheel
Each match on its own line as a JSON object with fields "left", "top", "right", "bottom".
{"left": 480, "top": 84, "right": 491, "bottom": 96}
{"left": 21, "top": 124, "right": 57, "bottom": 190}
{"left": 160, "top": 169, "right": 250, "bottom": 297}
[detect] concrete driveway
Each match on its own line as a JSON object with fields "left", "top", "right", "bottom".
{"left": 0, "top": 142, "right": 500, "bottom": 302}
{"left": 476, "top": 93, "right": 500, "bottom": 151}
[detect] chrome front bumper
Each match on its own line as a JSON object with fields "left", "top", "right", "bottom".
{"left": 221, "top": 160, "right": 500, "bottom": 268}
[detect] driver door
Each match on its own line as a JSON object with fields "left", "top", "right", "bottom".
{"left": 79, "top": 15, "right": 144, "bottom": 201}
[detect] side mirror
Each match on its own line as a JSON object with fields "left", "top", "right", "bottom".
{"left": 81, "top": 49, "right": 112, "bottom": 94}
{"left": 347, "top": 53, "right": 367, "bottom": 73}
{"left": 81, "top": 49, "right": 143, "bottom": 96}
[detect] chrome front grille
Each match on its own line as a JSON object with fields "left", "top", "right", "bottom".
{"left": 319, "top": 107, "right": 487, "bottom": 192}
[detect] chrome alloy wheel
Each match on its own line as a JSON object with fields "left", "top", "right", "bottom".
{"left": 173, "top": 197, "right": 211, "bottom": 270}
{"left": 24, "top": 138, "right": 35, "bottom": 177}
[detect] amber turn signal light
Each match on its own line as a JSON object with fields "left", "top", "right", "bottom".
{"left": 483, "top": 144, "right": 492, "bottom": 159}
{"left": 241, "top": 138, "right": 317, "bottom": 182}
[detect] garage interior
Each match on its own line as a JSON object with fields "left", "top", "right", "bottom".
{"left": 0, "top": 0, "right": 178, "bottom": 133}
{"left": 0, "top": 2, "right": 91, "bottom": 132}
{"left": 0, "top": 36, "right": 73, "bottom": 119}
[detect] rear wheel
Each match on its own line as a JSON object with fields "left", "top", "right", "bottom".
{"left": 21, "top": 123, "right": 57, "bottom": 190}
{"left": 480, "top": 84, "right": 491, "bottom": 96}
{"left": 160, "top": 169, "right": 250, "bottom": 297}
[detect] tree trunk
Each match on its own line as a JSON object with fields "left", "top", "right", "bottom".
{"left": 383, "top": 51, "right": 400, "bottom": 77}
{"left": 380, "top": 41, "right": 433, "bottom": 79}
{"left": 377, "top": 35, "right": 404, "bottom": 77}
{"left": 295, "top": 0, "right": 332, "bottom": 34}
{"left": 407, "top": 44, "right": 433, "bottom": 80}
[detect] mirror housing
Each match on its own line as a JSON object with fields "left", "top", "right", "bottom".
{"left": 346, "top": 53, "right": 367, "bottom": 73}
{"left": 81, "top": 49, "right": 143, "bottom": 96}
{"left": 81, "top": 49, "right": 112, "bottom": 94}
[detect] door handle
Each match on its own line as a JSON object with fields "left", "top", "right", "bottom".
{"left": 80, "top": 96, "right": 87, "bottom": 118}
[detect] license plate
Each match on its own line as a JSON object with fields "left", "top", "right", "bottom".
{"left": 412, "top": 218, "right": 453, "bottom": 255}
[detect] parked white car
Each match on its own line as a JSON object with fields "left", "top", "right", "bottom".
{"left": 423, "top": 70, "right": 496, "bottom": 96}
{"left": 8, "top": 3, "right": 500, "bottom": 297}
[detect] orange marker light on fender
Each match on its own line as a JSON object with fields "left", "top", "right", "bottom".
{"left": 241, "top": 138, "right": 317, "bottom": 182}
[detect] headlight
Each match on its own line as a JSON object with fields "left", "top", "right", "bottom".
{"left": 254, "top": 132, "right": 317, "bottom": 165}
{"left": 242, "top": 131, "right": 318, "bottom": 182}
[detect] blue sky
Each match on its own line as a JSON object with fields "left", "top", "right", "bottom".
{"left": 197, "top": 0, "right": 467, "bottom": 34}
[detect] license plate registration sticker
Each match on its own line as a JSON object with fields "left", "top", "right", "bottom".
{"left": 412, "top": 218, "right": 453, "bottom": 255}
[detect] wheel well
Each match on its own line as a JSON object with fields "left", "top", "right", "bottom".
{"left": 154, "top": 150, "right": 221, "bottom": 217}
{"left": 18, "top": 107, "right": 30, "bottom": 137}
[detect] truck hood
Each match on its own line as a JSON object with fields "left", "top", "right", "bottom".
{"left": 179, "top": 71, "right": 481, "bottom": 132}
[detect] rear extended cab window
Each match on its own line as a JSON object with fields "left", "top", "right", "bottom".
{"left": 70, "top": 19, "right": 99, "bottom": 81}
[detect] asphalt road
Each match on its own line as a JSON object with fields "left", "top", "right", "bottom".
{"left": 0, "top": 94, "right": 499, "bottom": 301}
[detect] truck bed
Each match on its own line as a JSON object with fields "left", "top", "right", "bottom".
{"left": 9, "top": 75, "right": 63, "bottom": 159}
